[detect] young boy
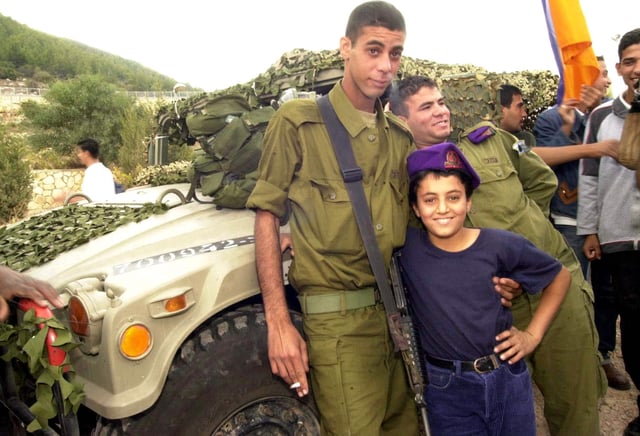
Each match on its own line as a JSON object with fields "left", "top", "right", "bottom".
{"left": 399, "top": 142, "right": 571, "bottom": 435}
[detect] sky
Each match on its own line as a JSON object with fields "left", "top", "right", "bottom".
{"left": 0, "top": 0, "right": 636, "bottom": 96}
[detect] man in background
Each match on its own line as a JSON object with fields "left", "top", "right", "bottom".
{"left": 76, "top": 138, "right": 116, "bottom": 202}
{"left": 499, "top": 84, "right": 536, "bottom": 148}
{"left": 578, "top": 28, "right": 640, "bottom": 435}
{"left": 533, "top": 56, "right": 629, "bottom": 391}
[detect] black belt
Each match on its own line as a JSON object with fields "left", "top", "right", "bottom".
{"left": 425, "top": 354, "right": 501, "bottom": 374}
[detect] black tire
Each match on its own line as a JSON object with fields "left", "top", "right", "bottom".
{"left": 94, "top": 304, "right": 319, "bottom": 436}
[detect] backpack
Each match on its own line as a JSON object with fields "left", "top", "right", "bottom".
{"left": 184, "top": 94, "right": 276, "bottom": 209}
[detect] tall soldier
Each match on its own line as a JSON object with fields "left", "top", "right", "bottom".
{"left": 246, "top": 2, "right": 419, "bottom": 434}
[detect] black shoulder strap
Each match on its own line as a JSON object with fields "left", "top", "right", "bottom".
{"left": 317, "top": 95, "right": 406, "bottom": 348}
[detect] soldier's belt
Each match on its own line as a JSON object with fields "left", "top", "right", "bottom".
{"left": 297, "top": 287, "right": 380, "bottom": 314}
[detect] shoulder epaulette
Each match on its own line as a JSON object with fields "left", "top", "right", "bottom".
{"left": 462, "top": 122, "right": 496, "bottom": 144}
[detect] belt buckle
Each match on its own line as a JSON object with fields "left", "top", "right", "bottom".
{"left": 473, "top": 354, "right": 499, "bottom": 374}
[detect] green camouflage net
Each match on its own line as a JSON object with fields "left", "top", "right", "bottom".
{"left": 156, "top": 48, "right": 559, "bottom": 145}
{"left": 0, "top": 203, "right": 168, "bottom": 272}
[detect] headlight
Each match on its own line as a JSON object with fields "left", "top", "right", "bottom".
{"left": 63, "top": 278, "right": 112, "bottom": 355}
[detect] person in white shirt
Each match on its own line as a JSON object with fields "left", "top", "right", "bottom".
{"left": 76, "top": 138, "right": 115, "bottom": 202}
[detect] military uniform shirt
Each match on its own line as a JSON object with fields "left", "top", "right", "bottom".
{"left": 456, "top": 122, "right": 579, "bottom": 266}
{"left": 246, "top": 82, "right": 413, "bottom": 292}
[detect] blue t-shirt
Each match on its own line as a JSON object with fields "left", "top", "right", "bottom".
{"left": 399, "top": 226, "right": 562, "bottom": 361}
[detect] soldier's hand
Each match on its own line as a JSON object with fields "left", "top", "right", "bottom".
{"left": 266, "top": 318, "right": 309, "bottom": 397}
{"left": 493, "top": 277, "right": 522, "bottom": 308}
{"left": 280, "top": 232, "right": 295, "bottom": 256}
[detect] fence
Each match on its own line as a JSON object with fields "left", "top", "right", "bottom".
{"left": 0, "top": 87, "right": 203, "bottom": 107}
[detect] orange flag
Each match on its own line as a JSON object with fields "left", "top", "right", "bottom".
{"left": 542, "top": 0, "right": 600, "bottom": 103}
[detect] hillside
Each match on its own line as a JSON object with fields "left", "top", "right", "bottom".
{"left": 0, "top": 13, "right": 179, "bottom": 91}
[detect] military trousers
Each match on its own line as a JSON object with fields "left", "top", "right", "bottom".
{"left": 511, "top": 266, "right": 607, "bottom": 436}
{"left": 303, "top": 303, "right": 419, "bottom": 436}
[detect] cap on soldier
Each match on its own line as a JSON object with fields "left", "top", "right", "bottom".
{"left": 407, "top": 142, "right": 481, "bottom": 189}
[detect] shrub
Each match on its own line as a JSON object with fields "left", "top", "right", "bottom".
{"left": 0, "top": 129, "right": 33, "bottom": 224}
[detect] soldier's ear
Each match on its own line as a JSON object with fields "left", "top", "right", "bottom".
{"left": 339, "top": 36, "right": 352, "bottom": 61}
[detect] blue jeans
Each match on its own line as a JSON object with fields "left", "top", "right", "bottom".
{"left": 425, "top": 359, "right": 535, "bottom": 436}
{"left": 555, "top": 224, "right": 618, "bottom": 356}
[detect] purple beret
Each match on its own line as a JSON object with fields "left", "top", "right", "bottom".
{"left": 407, "top": 142, "right": 481, "bottom": 190}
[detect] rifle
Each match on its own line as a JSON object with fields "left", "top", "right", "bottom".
{"left": 390, "top": 251, "right": 431, "bottom": 436}
{"left": 317, "top": 96, "right": 430, "bottom": 434}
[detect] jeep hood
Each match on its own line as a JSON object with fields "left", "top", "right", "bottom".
{"left": 27, "top": 184, "right": 259, "bottom": 290}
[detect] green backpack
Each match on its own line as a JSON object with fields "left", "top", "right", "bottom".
{"left": 185, "top": 95, "right": 276, "bottom": 209}
{"left": 185, "top": 94, "right": 252, "bottom": 137}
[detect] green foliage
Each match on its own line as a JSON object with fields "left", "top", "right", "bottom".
{"left": 118, "top": 104, "right": 156, "bottom": 174}
{"left": 0, "top": 128, "right": 32, "bottom": 224}
{"left": 26, "top": 147, "right": 79, "bottom": 170}
{"left": 20, "top": 75, "right": 134, "bottom": 165}
{"left": 0, "top": 203, "right": 168, "bottom": 272}
{"left": 134, "top": 161, "right": 191, "bottom": 187}
{"left": 0, "top": 14, "right": 178, "bottom": 90}
{"left": 0, "top": 310, "right": 84, "bottom": 432}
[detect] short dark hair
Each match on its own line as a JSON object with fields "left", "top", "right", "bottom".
{"left": 498, "top": 84, "right": 523, "bottom": 108}
{"left": 388, "top": 76, "right": 439, "bottom": 117}
{"left": 618, "top": 28, "right": 640, "bottom": 60}
{"left": 409, "top": 169, "right": 474, "bottom": 206}
{"left": 77, "top": 138, "right": 100, "bottom": 159}
{"left": 345, "top": 1, "right": 405, "bottom": 44}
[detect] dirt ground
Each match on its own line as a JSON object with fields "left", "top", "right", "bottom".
{"left": 535, "top": 324, "right": 638, "bottom": 435}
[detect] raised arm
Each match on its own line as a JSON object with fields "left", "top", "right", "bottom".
{"left": 533, "top": 140, "right": 619, "bottom": 166}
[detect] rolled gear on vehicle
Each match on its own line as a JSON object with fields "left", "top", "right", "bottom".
{"left": 184, "top": 95, "right": 276, "bottom": 209}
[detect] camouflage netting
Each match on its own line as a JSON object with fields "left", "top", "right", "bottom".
{"left": 0, "top": 203, "right": 167, "bottom": 272}
{"left": 156, "top": 49, "right": 559, "bottom": 144}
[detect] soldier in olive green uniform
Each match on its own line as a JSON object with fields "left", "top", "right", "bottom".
{"left": 389, "top": 76, "right": 606, "bottom": 436}
{"left": 246, "top": 2, "right": 419, "bottom": 435}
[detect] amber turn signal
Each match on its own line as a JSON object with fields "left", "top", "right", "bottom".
{"left": 164, "top": 294, "right": 187, "bottom": 313}
{"left": 119, "top": 324, "right": 152, "bottom": 359}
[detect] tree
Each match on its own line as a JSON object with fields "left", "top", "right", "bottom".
{"left": 118, "top": 103, "right": 155, "bottom": 175}
{"left": 20, "top": 75, "right": 134, "bottom": 165}
{"left": 0, "top": 127, "right": 32, "bottom": 224}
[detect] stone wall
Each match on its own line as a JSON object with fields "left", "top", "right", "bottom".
{"left": 28, "top": 169, "right": 84, "bottom": 216}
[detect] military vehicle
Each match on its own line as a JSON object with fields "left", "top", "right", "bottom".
{"left": 0, "top": 49, "right": 559, "bottom": 435}
{"left": 1, "top": 183, "right": 319, "bottom": 435}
